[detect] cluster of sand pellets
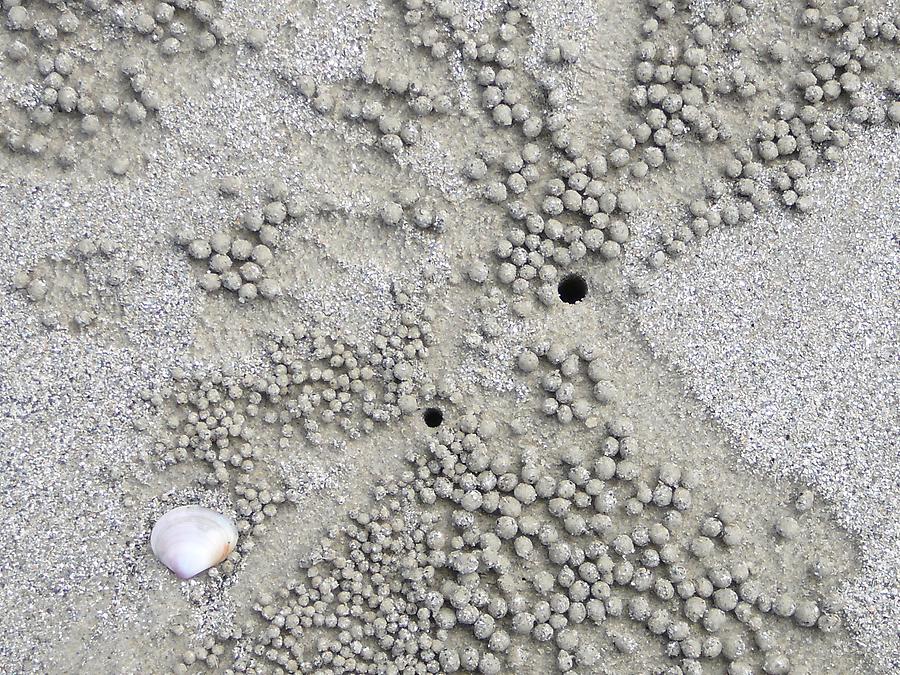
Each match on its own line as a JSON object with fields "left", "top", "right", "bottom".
{"left": 1, "top": 0, "right": 226, "bottom": 171}
{"left": 0, "top": 0, "right": 897, "bottom": 673}
{"left": 170, "top": 413, "right": 852, "bottom": 675}
{"left": 176, "top": 181, "right": 296, "bottom": 301}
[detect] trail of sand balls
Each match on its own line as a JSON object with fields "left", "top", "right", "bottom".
{"left": 647, "top": 2, "right": 900, "bottom": 271}
{"left": 4, "top": 0, "right": 888, "bottom": 670}
{"left": 293, "top": 0, "right": 899, "bottom": 306}
{"left": 1, "top": 0, "right": 225, "bottom": 171}
{"left": 141, "top": 3, "right": 896, "bottom": 672}
{"left": 144, "top": 300, "right": 438, "bottom": 568}
{"left": 167, "top": 413, "right": 839, "bottom": 675}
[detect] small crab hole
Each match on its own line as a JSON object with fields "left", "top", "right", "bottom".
{"left": 423, "top": 408, "right": 444, "bottom": 428}
{"left": 558, "top": 274, "right": 588, "bottom": 304}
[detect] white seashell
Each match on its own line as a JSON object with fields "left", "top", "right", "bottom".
{"left": 150, "top": 506, "right": 238, "bottom": 580}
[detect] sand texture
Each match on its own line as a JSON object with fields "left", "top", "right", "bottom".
{"left": 0, "top": 0, "right": 897, "bottom": 674}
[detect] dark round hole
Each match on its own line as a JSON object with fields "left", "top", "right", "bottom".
{"left": 423, "top": 407, "right": 443, "bottom": 428}
{"left": 558, "top": 274, "right": 587, "bottom": 304}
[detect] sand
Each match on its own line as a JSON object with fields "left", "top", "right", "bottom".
{"left": 0, "top": 0, "right": 897, "bottom": 673}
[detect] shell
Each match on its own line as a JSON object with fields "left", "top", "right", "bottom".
{"left": 150, "top": 506, "right": 238, "bottom": 580}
